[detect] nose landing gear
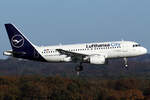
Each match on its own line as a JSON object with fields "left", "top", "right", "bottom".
{"left": 123, "top": 57, "right": 128, "bottom": 69}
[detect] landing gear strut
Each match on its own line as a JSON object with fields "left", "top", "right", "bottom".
{"left": 75, "top": 63, "right": 83, "bottom": 76}
{"left": 123, "top": 57, "right": 128, "bottom": 68}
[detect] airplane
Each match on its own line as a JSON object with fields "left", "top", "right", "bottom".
{"left": 3, "top": 23, "right": 148, "bottom": 73}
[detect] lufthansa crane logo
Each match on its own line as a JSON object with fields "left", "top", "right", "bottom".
{"left": 11, "top": 35, "right": 24, "bottom": 48}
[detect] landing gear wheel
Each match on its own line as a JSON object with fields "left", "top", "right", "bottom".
{"left": 75, "top": 65, "right": 83, "bottom": 76}
{"left": 124, "top": 64, "right": 128, "bottom": 69}
{"left": 75, "top": 65, "right": 83, "bottom": 72}
{"left": 123, "top": 58, "right": 128, "bottom": 69}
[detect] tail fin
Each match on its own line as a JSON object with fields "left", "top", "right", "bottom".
{"left": 5, "top": 24, "right": 34, "bottom": 52}
{"left": 5, "top": 24, "right": 45, "bottom": 61}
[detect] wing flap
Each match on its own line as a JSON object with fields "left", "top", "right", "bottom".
{"left": 56, "top": 49, "right": 87, "bottom": 57}
{"left": 56, "top": 49, "right": 88, "bottom": 62}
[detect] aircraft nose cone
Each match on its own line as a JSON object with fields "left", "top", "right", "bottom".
{"left": 142, "top": 48, "right": 148, "bottom": 55}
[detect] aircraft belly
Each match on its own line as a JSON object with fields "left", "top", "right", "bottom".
{"left": 107, "top": 50, "right": 126, "bottom": 58}
{"left": 44, "top": 56, "right": 63, "bottom": 62}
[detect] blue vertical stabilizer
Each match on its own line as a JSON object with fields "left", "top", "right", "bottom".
{"left": 5, "top": 24, "right": 45, "bottom": 61}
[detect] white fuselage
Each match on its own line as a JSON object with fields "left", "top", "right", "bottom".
{"left": 4, "top": 24, "right": 148, "bottom": 67}
{"left": 35, "top": 41, "right": 147, "bottom": 63}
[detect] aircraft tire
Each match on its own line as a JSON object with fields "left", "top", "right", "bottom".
{"left": 75, "top": 65, "right": 83, "bottom": 71}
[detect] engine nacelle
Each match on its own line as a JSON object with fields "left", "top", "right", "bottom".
{"left": 89, "top": 55, "right": 106, "bottom": 64}
{"left": 63, "top": 57, "right": 72, "bottom": 62}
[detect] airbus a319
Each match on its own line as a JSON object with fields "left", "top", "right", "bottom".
{"left": 3, "top": 24, "right": 148, "bottom": 73}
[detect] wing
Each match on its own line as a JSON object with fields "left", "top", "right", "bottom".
{"left": 56, "top": 49, "right": 88, "bottom": 62}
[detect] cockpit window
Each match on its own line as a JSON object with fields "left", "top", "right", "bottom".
{"left": 133, "top": 44, "right": 140, "bottom": 47}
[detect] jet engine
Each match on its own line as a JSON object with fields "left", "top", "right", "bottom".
{"left": 89, "top": 55, "right": 106, "bottom": 64}
{"left": 62, "top": 57, "right": 72, "bottom": 62}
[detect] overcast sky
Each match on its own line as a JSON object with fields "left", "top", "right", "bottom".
{"left": 0, "top": 0, "right": 150, "bottom": 59}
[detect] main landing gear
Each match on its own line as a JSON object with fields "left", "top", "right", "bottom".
{"left": 123, "top": 57, "right": 128, "bottom": 69}
{"left": 75, "top": 63, "right": 83, "bottom": 76}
